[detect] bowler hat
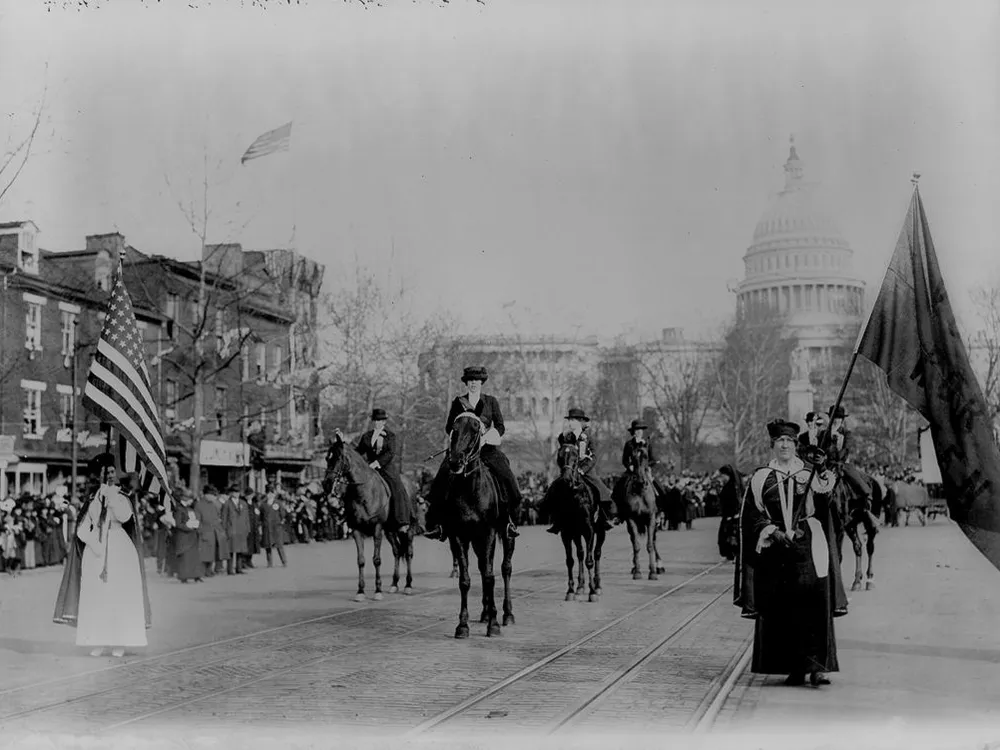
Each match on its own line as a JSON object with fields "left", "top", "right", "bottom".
{"left": 828, "top": 405, "right": 847, "bottom": 419}
{"left": 565, "top": 407, "right": 590, "bottom": 422}
{"left": 766, "top": 419, "right": 799, "bottom": 441}
{"left": 371, "top": 408, "right": 388, "bottom": 421}
{"left": 628, "top": 419, "right": 648, "bottom": 433}
{"left": 461, "top": 366, "right": 489, "bottom": 383}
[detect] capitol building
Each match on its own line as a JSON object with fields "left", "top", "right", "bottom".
{"left": 735, "top": 137, "right": 865, "bottom": 372}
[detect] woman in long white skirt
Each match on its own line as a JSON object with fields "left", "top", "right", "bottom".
{"left": 75, "top": 484, "right": 147, "bottom": 657}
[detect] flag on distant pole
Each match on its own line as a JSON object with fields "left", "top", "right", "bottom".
{"left": 240, "top": 121, "right": 292, "bottom": 165}
{"left": 82, "top": 261, "right": 173, "bottom": 511}
{"left": 856, "top": 176, "right": 1000, "bottom": 569}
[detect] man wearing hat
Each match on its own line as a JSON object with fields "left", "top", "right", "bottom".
{"left": 423, "top": 366, "right": 522, "bottom": 543}
{"left": 612, "top": 419, "right": 667, "bottom": 511}
{"left": 819, "top": 405, "right": 874, "bottom": 516}
{"left": 355, "top": 408, "right": 413, "bottom": 532}
{"left": 542, "top": 407, "right": 615, "bottom": 535}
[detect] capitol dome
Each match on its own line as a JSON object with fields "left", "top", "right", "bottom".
{"left": 735, "top": 137, "right": 865, "bottom": 363}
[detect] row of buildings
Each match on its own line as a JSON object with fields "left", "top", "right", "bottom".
{"left": 0, "top": 220, "right": 324, "bottom": 500}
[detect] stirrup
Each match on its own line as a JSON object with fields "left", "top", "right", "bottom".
{"left": 506, "top": 522, "right": 519, "bottom": 538}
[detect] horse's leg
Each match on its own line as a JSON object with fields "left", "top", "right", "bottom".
{"left": 584, "top": 525, "right": 598, "bottom": 602}
{"left": 653, "top": 521, "right": 665, "bottom": 574}
{"left": 455, "top": 538, "right": 471, "bottom": 639}
{"left": 847, "top": 520, "right": 864, "bottom": 591}
{"left": 451, "top": 550, "right": 459, "bottom": 579}
{"left": 404, "top": 529, "right": 414, "bottom": 594}
{"left": 563, "top": 532, "right": 576, "bottom": 601}
{"left": 372, "top": 524, "right": 385, "bottom": 601}
{"left": 627, "top": 518, "right": 642, "bottom": 580}
{"left": 501, "top": 528, "right": 515, "bottom": 626}
{"left": 593, "top": 527, "right": 604, "bottom": 596}
{"left": 864, "top": 515, "right": 877, "bottom": 590}
{"left": 475, "top": 532, "right": 501, "bottom": 637}
{"left": 387, "top": 532, "right": 401, "bottom": 594}
{"left": 352, "top": 529, "right": 366, "bottom": 602}
{"left": 646, "top": 518, "right": 658, "bottom": 580}
{"left": 575, "top": 534, "right": 586, "bottom": 598}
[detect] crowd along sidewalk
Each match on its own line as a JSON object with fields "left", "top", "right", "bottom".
{"left": 711, "top": 516, "right": 1000, "bottom": 747}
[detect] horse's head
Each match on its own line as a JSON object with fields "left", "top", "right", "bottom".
{"left": 631, "top": 444, "right": 650, "bottom": 478}
{"left": 448, "top": 412, "right": 483, "bottom": 475}
{"left": 322, "top": 430, "right": 350, "bottom": 499}
{"left": 557, "top": 442, "right": 580, "bottom": 484}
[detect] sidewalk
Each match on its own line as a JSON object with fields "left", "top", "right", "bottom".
{"left": 713, "top": 517, "right": 1000, "bottom": 744}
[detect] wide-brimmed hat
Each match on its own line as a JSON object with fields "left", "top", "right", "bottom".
{"left": 628, "top": 419, "right": 648, "bottom": 433}
{"left": 565, "top": 407, "right": 590, "bottom": 422}
{"left": 828, "top": 405, "right": 847, "bottom": 419}
{"left": 461, "top": 366, "right": 489, "bottom": 383}
{"left": 87, "top": 452, "right": 117, "bottom": 475}
{"left": 370, "top": 408, "right": 388, "bottom": 421}
{"left": 766, "top": 419, "right": 799, "bottom": 441}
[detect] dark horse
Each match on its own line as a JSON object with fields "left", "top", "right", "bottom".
{"left": 831, "top": 468, "right": 881, "bottom": 592}
{"left": 444, "top": 412, "right": 515, "bottom": 638}
{"left": 323, "top": 431, "right": 416, "bottom": 601}
{"left": 552, "top": 442, "right": 605, "bottom": 602}
{"left": 619, "top": 445, "right": 665, "bottom": 580}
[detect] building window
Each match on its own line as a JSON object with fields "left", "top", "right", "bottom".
{"left": 241, "top": 343, "right": 250, "bottom": 381}
{"left": 541, "top": 397, "right": 550, "bottom": 417}
{"left": 259, "top": 407, "right": 267, "bottom": 437}
{"left": 270, "top": 344, "right": 282, "bottom": 381}
{"left": 25, "top": 303, "right": 42, "bottom": 351}
{"left": 61, "top": 311, "right": 77, "bottom": 356}
{"left": 515, "top": 396, "right": 524, "bottom": 416}
{"left": 256, "top": 344, "right": 266, "bottom": 380}
{"left": 215, "top": 309, "right": 224, "bottom": 344}
{"left": 165, "top": 293, "right": 178, "bottom": 320}
{"left": 59, "top": 391, "right": 73, "bottom": 430}
{"left": 165, "top": 379, "right": 178, "bottom": 422}
{"left": 22, "top": 385, "right": 43, "bottom": 437}
{"left": 275, "top": 407, "right": 282, "bottom": 439}
{"left": 215, "top": 387, "right": 228, "bottom": 432}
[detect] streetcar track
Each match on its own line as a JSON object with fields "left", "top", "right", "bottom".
{"left": 689, "top": 636, "right": 753, "bottom": 733}
{"left": 548, "top": 585, "right": 734, "bottom": 734}
{"left": 2, "top": 549, "right": 667, "bottom": 729}
{"left": 403, "top": 560, "right": 727, "bottom": 737}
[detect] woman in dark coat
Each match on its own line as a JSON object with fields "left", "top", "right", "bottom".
{"left": 734, "top": 419, "right": 847, "bottom": 687}
{"left": 717, "top": 465, "right": 743, "bottom": 561}
{"left": 172, "top": 491, "right": 203, "bottom": 583}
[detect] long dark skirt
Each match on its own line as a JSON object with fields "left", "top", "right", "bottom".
{"left": 751, "top": 537, "right": 839, "bottom": 676}
{"left": 173, "top": 528, "right": 203, "bottom": 582}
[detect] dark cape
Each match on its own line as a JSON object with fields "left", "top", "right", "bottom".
{"left": 718, "top": 464, "right": 743, "bottom": 561}
{"left": 53, "top": 487, "right": 152, "bottom": 629}
{"left": 734, "top": 461, "right": 848, "bottom": 676}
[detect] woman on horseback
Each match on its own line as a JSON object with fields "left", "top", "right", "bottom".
{"left": 612, "top": 420, "right": 667, "bottom": 515}
{"left": 423, "top": 366, "right": 522, "bottom": 543}
{"left": 734, "top": 418, "right": 847, "bottom": 688}
{"left": 539, "top": 408, "right": 615, "bottom": 536}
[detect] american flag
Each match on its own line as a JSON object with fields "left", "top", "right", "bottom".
{"left": 240, "top": 121, "right": 292, "bottom": 164}
{"left": 83, "top": 261, "right": 172, "bottom": 509}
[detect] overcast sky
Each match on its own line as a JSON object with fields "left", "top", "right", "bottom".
{"left": 1, "top": 0, "right": 997, "bottom": 340}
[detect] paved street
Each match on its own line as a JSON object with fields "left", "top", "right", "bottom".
{"left": 2, "top": 518, "right": 1000, "bottom": 748}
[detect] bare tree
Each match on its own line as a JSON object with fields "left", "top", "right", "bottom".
{"left": 848, "top": 358, "right": 918, "bottom": 468}
{"left": 715, "top": 312, "right": 796, "bottom": 468}
{"left": 970, "top": 284, "right": 1000, "bottom": 434}
{"left": 639, "top": 342, "right": 719, "bottom": 471}
{"left": 0, "top": 69, "right": 47, "bottom": 208}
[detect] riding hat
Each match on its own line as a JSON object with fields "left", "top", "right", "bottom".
{"left": 461, "top": 366, "right": 489, "bottom": 383}
{"left": 565, "top": 407, "right": 590, "bottom": 422}
{"left": 828, "top": 405, "right": 847, "bottom": 419}
{"left": 88, "top": 452, "right": 117, "bottom": 475}
{"left": 804, "top": 411, "right": 816, "bottom": 423}
{"left": 628, "top": 419, "right": 648, "bottom": 433}
{"left": 800, "top": 444, "right": 828, "bottom": 467}
{"left": 370, "top": 408, "right": 388, "bottom": 421}
{"left": 766, "top": 419, "right": 799, "bottom": 441}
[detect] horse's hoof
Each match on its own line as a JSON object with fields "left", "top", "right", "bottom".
{"left": 656, "top": 565, "right": 666, "bottom": 574}
{"left": 502, "top": 614, "right": 515, "bottom": 626}
{"left": 487, "top": 623, "right": 502, "bottom": 637}
{"left": 632, "top": 572, "right": 643, "bottom": 581}
{"left": 851, "top": 581, "right": 862, "bottom": 592}
{"left": 865, "top": 579, "right": 875, "bottom": 590}
{"left": 588, "top": 593, "right": 600, "bottom": 603}
{"left": 648, "top": 572, "right": 659, "bottom": 581}
{"left": 403, "top": 587, "right": 414, "bottom": 595}
{"left": 455, "top": 625, "right": 470, "bottom": 639}
{"left": 388, "top": 585, "right": 398, "bottom": 594}
{"left": 595, "top": 587, "right": 603, "bottom": 596}
{"left": 565, "top": 592, "right": 576, "bottom": 602}
{"left": 353, "top": 593, "right": 366, "bottom": 603}
{"left": 373, "top": 592, "right": 383, "bottom": 601}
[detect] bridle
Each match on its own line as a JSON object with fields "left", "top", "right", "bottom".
{"left": 558, "top": 442, "right": 581, "bottom": 487}
{"left": 449, "top": 412, "right": 484, "bottom": 477}
{"left": 324, "top": 442, "right": 352, "bottom": 499}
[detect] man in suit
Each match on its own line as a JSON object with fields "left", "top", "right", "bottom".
{"left": 355, "top": 408, "right": 413, "bottom": 533}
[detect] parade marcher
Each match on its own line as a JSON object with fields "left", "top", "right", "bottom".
{"left": 195, "top": 490, "right": 226, "bottom": 578}
{"left": 797, "top": 411, "right": 826, "bottom": 455}
{"left": 355, "top": 408, "right": 413, "bottom": 533}
{"left": 423, "top": 366, "right": 523, "bottom": 542}
{"left": 220, "top": 486, "right": 250, "bottom": 575}
{"left": 172, "top": 488, "right": 203, "bottom": 583}
{"left": 53, "top": 452, "right": 151, "bottom": 657}
{"left": 734, "top": 419, "right": 847, "bottom": 687}
{"left": 819, "top": 406, "right": 877, "bottom": 522}
{"left": 716, "top": 464, "right": 743, "bottom": 561}
{"left": 245, "top": 491, "right": 261, "bottom": 568}
{"left": 612, "top": 419, "right": 667, "bottom": 514}
{"left": 541, "top": 408, "right": 616, "bottom": 536}
{"left": 261, "top": 485, "right": 288, "bottom": 567}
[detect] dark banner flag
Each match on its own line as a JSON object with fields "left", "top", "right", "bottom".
{"left": 856, "top": 183, "right": 1000, "bottom": 569}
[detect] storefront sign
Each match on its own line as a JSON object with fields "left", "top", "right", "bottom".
{"left": 200, "top": 440, "right": 251, "bottom": 467}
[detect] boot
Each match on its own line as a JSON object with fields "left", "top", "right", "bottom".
{"left": 546, "top": 523, "right": 561, "bottom": 535}
{"left": 810, "top": 672, "right": 831, "bottom": 686}
{"left": 423, "top": 525, "right": 448, "bottom": 541}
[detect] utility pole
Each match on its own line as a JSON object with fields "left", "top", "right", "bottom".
{"left": 70, "top": 322, "right": 80, "bottom": 503}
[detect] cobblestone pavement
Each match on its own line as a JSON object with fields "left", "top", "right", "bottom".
{"left": 0, "top": 523, "right": 757, "bottom": 741}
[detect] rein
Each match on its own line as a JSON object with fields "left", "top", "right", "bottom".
{"left": 450, "top": 412, "right": 484, "bottom": 477}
